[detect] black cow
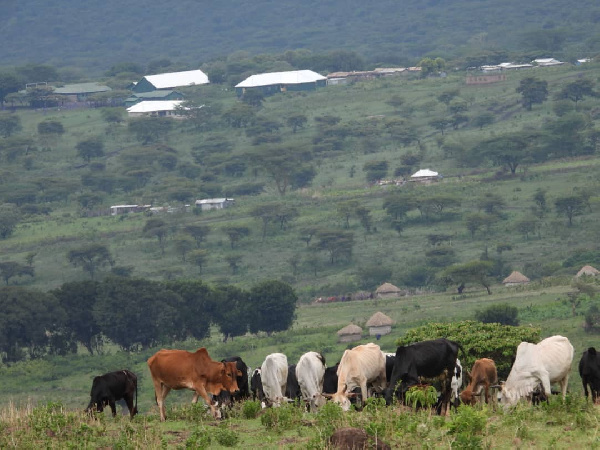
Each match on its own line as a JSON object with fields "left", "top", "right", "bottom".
{"left": 385, "top": 338, "right": 461, "bottom": 415}
{"left": 285, "top": 364, "right": 301, "bottom": 401}
{"left": 251, "top": 368, "right": 265, "bottom": 403}
{"left": 580, "top": 347, "right": 600, "bottom": 402}
{"left": 86, "top": 370, "right": 138, "bottom": 418}
{"left": 216, "top": 356, "right": 250, "bottom": 406}
{"left": 385, "top": 354, "right": 396, "bottom": 383}
{"left": 323, "top": 363, "right": 340, "bottom": 394}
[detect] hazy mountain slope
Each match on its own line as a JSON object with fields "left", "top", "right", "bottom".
{"left": 2, "top": 0, "right": 599, "bottom": 72}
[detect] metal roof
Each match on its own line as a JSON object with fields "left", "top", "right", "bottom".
{"left": 53, "top": 83, "right": 112, "bottom": 94}
{"left": 144, "top": 70, "right": 209, "bottom": 89}
{"left": 411, "top": 169, "right": 439, "bottom": 178}
{"left": 235, "top": 70, "right": 326, "bottom": 88}
{"left": 126, "top": 100, "right": 183, "bottom": 113}
{"left": 131, "top": 90, "right": 182, "bottom": 99}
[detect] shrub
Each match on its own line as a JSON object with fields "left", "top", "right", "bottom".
{"left": 185, "top": 428, "right": 212, "bottom": 449}
{"left": 213, "top": 425, "right": 239, "bottom": 447}
{"left": 242, "top": 400, "right": 262, "bottom": 419}
{"left": 260, "top": 403, "right": 301, "bottom": 432}
{"left": 474, "top": 303, "right": 519, "bottom": 326}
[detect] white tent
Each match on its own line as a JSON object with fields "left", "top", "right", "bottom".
{"left": 411, "top": 169, "right": 438, "bottom": 178}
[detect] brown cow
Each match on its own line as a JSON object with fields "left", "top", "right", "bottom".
{"left": 147, "top": 347, "right": 241, "bottom": 420}
{"left": 459, "top": 358, "right": 498, "bottom": 406}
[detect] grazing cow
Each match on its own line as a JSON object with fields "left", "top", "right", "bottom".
{"left": 286, "top": 364, "right": 302, "bottom": 401}
{"left": 498, "top": 335, "right": 574, "bottom": 408}
{"left": 86, "top": 370, "right": 138, "bottom": 418}
{"left": 450, "top": 359, "right": 463, "bottom": 407}
{"left": 459, "top": 358, "right": 498, "bottom": 406}
{"left": 251, "top": 368, "right": 266, "bottom": 403}
{"left": 323, "top": 363, "right": 340, "bottom": 395}
{"left": 384, "top": 353, "right": 396, "bottom": 383}
{"left": 327, "top": 343, "right": 387, "bottom": 411}
{"left": 296, "top": 351, "right": 327, "bottom": 411}
{"left": 147, "top": 348, "right": 241, "bottom": 421}
{"left": 215, "top": 356, "right": 250, "bottom": 406}
{"left": 580, "top": 347, "right": 600, "bottom": 403}
{"left": 385, "top": 338, "right": 461, "bottom": 416}
{"left": 260, "top": 353, "right": 289, "bottom": 407}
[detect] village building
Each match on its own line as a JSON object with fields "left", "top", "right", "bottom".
{"left": 466, "top": 74, "right": 507, "bottom": 85}
{"left": 235, "top": 70, "right": 326, "bottom": 97}
{"left": 532, "top": 58, "right": 565, "bottom": 67}
{"left": 375, "top": 282, "right": 403, "bottom": 299}
{"left": 576, "top": 265, "right": 600, "bottom": 278}
{"left": 110, "top": 204, "right": 150, "bottom": 216}
{"left": 53, "top": 83, "right": 112, "bottom": 102}
{"left": 410, "top": 169, "right": 440, "bottom": 184}
{"left": 365, "top": 312, "right": 394, "bottom": 337}
{"left": 124, "top": 90, "right": 184, "bottom": 107}
{"left": 126, "top": 100, "right": 184, "bottom": 118}
{"left": 195, "top": 198, "right": 235, "bottom": 211}
{"left": 132, "top": 69, "right": 209, "bottom": 93}
{"left": 337, "top": 324, "right": 363, "bottom": 343}
{"left": 502, "top": 271, "right": 531, "bottom": 287}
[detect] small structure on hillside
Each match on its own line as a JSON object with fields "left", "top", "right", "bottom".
{"left": 337, "top": 324, "right": 362, "bottom": 343}
{"left": 126, "top": 100, "right": 185, "bottom": 118}
{"left": 132, "top": 69, "right": 209, "bottom": 93}
{"left": 195, "top": 198, "right": 235, "bottom": 211}
{"left": 375, "top": 283, "right": 403, "bottom": 299}
{"left": 365, "top": 312, "right": 394, "bottom": 337}
{"left": 235, "top": 70, "right": 326, "bottom": 97}
{"left": 502, "top": 271, "right": 530, "bottom": 287}
{"left": 110, "top": 204, "right": 151, "bottom": 216}
{"left": 576, "top": 265, "right": 600, "bottom": 278}
{"left": 54, "top": 82, "right": 112, "bottom": 102}
{"left": 410, "top": 169, "right": 440, "bottom": 184}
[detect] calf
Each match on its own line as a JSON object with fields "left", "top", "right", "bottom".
{"left": 450, "top": 359, "right": 463, "bottom": 407}
{"left": 459, "top": 358, "right": 497, "bottom": 406}
{"left": 86, "top": 370, "right": 138, "bottom": 418}
{"left": 579, "top": 347, "right": 600, "bottom": 403}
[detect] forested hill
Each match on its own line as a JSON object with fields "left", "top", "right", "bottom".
{"left": 2, "top": 0, "right": 599, "bottom": 72}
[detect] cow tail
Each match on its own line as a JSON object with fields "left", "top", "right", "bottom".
{"left": 456, "top": 342, "right": 466, "bottom": 358}
{"left": 317, "top": 352, "right": 326, "bottom": 366}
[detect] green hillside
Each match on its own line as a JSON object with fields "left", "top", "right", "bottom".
{"left": 2, "top": 0, "right": 600, "bottom": 71}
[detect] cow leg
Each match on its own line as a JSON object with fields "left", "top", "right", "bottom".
{"left": 152, "top": 379, "right": 170, "bottom": 421}
{"left": 124, "top": 393, "right": 135, "bottom": 418}
{"left": 559, "top": 374, "right": 569, "bottom": 400}
{"left": 582, "top": 379, "right": 589, "bottom": 400}
{"left": 109, "top": 399, "right": 117, "bottom": 417}
{"left": 359, "top": 377, "right": 368, "bottom": 409}
{"left": 194, "top": 385, "right": 220, "bottom": 419}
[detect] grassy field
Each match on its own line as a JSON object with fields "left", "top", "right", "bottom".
{"left": 0, "top": 279, "right": 599, "bottom": 448}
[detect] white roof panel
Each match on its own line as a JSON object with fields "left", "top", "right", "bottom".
{"left": 127, "top": 100, "right": 183, "bottom": 113}
{"left": 235, "top": 70, "right": 326, "bottom": 88}
{"left": 144, "top": 70, "right": 209, "bottom": 89}
{"left": 411, "top": 169, "right": 439, "bottom": 178}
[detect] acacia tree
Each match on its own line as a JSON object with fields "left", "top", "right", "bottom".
{"left": 143, "top": 218, "right": 169, "bottom": 254}
{"left": 516, "top": 77, "right": 548, "bottom": 110}
{"left": 0, "top": 261, "right": 34, "bottom": 285}
{"left": 76, "top": 136, "right": 104, "bottom": 162}
{"left": 441, "top": 260, "right": 495, "bottom": 295}
{"left": 184, "top": 224, "right": 210, "bottom": 248}
{"left": 67, "top": 243, "right": 114, "bottom": 280}
{"left": 555, "top": 194, "right": 586, "bottom": 226}
{"left": 0, "top": 203, "right": 21, "bottom": 239}
{"left": 222, "top": 225, "right": 250, "bottom": 249}
{"left": 558, "top": 79, "right": 596, "bottom": 110}
{"left": 0, "top": 115, "right": 22, "bottom": 137}
{"left": 316, "top": 229, "right": 355, "bottom": 264}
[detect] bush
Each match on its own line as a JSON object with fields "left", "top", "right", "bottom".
{"left": 242, "top": 400, "right": 262, "bottom": 419}
{"left": 474, "top": 303, "right": 519, "bottom": 326}
{"left": 213, "top": 425, "right": 239, "bottom": 447}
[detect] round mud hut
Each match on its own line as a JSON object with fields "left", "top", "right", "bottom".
{"left": 576, "top": 265, "right": 600, "bottom": 278}
{"left": 375, "top": 283, "right": 402, "bottom": 299}
{"left": 502, "top": 271, "right": 530, "bottom": 287}
{"left": 337, "top": 324, "right": 363, "bottom": 343}
{"left": 365, "top": 312, "right": 394, "bottom": 337}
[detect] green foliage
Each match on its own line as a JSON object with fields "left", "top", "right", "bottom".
{"left": 475, "top": 303, "right": 519, "bottom": 326}
{"left": 516, "top": 77, "right": 548, "bottom": 110}
{"left": 248, "top": 280, "right": 298, "bottom": 334}
{"left": 185, "top": 427, "right": 212, "bottom": 449}
{"left": 242, "top": 401, "right": 262, "bottom": 419}
{"left": 260, "top": 403, "right": 301, "bottom": 432}
{"left": 397, "top": 321, "right": 541, "bottom": 378}
{"left": 67, "top": 243, "right": 113, "bottom": 280}
{"left": 213, "top": 424, "right": 240, "bottom": 447}
{"left": 405, "top": 385, "right": 438, "bottom": 409}
{"left": 0, "top": 114, "right": 22, "bottom": 137}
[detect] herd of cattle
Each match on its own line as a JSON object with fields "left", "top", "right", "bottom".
{"left": 86, "top": 335, "right": 600, "bottom": 420}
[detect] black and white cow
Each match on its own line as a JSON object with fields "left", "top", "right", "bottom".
{"left": 385, "top": 338, "right": 461, "bottom": 415}
{"left": 580, "top": 347, "right": 600, "bottom": 403}
{"left": 86, "top": 370, "right": 138, "bottom": 418}
{"left": 251, "top": 368, "right": 265, "bottom": 403}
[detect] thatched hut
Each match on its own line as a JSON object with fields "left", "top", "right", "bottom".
{"left": 337, "top": 324, "right": 362, "bottom": 343}
{"left": 365, "top": 312, "right": 394, "bottom": 336}
{"left": 502, "top": 271, "right": 530, "bottom": 287}
{"left": 375, "top": 283, "right": 402, "bottom": 299}
{"left": 576, "top": 265, "right": 600, "bottom": 278}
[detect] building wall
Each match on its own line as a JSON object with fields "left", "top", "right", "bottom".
{"left": 466, "top": 74, "right": 507, "bottom": 85}
{"left": 338, "top": 334, "right": 362, "bottom": 343}
{"left": 369, "top": 325, "right": 391, "bottom": 336}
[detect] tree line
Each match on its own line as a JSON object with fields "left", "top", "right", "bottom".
{"left": 0, "top": 277, "right": 297, "bottom": 364}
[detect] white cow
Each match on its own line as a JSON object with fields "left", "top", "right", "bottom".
{"left": 499, "top": 335, "right": 574, "bottom": 407}
{"left": 296, "top": 351, "right": 327, "bottom": 411}
{"left": 260, "top": 353, "right": 288, "bottom": 407}
{"left": 327, "top": 343, "right": 387, "bottom": 411}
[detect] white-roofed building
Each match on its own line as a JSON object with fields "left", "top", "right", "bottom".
{"left": 195, "top": 198, "right": 235, "bottom": 211}
{"left": 532, "top": 58, "right": 565, "bottom": 67}
{"left": 410, "top": 169, "right": 440, "bottom": 184}
{"left": 132, "top": 69, "right": 209, "bottom": 93}
{"left": 235, "top": 70, "right": 326, "bottom": 96}
{"left": 126, "top": 100, "right": 184, "bottom": 118}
